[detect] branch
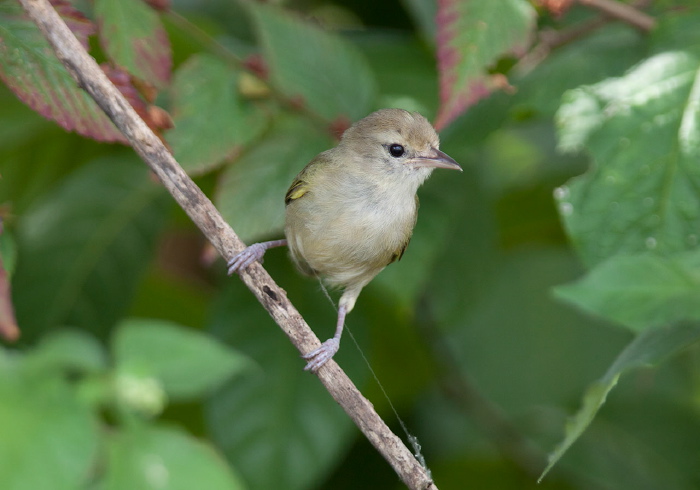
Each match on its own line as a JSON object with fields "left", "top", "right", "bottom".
{"left": 578, "top": 0, "right": 656, "bottom": 32}
{"left": 17, "top": 1, "right": 436, "bottom": 488}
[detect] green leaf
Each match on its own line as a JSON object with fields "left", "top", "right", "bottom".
{"left": 113, "top": 318, "right": 250, "bottom": 400}
{"left": 554, "top": 252, "right": 700, "bottom": 332}
{"left": 25, "top": 329, "right": 107, "bottom": 374}
{"left": 215, "top": 115, "right": 333, "bottom": 242}
{"left": 514, "top": 25, "right": 646, "bottom": 118}
{"left": 248, "top": 2, "right": 377, "bottom": 120}
{"left": 555, "top": 51, "right": 700, "bottom": 266}
{"left": 0, "top": 230, "right": 16, "bottom": 277}
{"left": 12, "top": 156, "right": 169, "bottom": 340}
{"left": 167, "top": 54, "right": 267, "bottom": 175}
{"left": 434, "top": 0, "right": 535, "bottom": 129}
{"left": 103, "top": 423, "right": 245, "bottom": 490}
{"left": 94, "top": 0, "right": 171, "bottom": 88}
{"left": 0, "top": 366, "right": 100, "bottom": 490}
{"left": 0, "top": 2, "right": 125, "bottom": 142}
{"left": 540, "top": 321, "right": 700, "bottom": 481}
{"left": 650, "top": 9, "right": 700, "bottom": 57}
{"left": 207, "top": 268, "right": 358, "bottom": 490}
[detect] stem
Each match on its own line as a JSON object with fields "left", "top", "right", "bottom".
{"left": 578, "top": 0, "right": 656, "bottom": 32}
{"left": 17, "top": 1, "right": 436, "bottom": 488}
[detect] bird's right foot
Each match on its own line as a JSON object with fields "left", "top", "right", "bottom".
{"left": 227, "top": 243, "right": 268, "bottom": 275}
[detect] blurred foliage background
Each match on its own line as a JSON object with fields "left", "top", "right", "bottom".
{"left": 2, "top": 0, "right": 700, "bottom": 489}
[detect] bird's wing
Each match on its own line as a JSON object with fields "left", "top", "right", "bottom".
{"left": 284, "top": 152, "right": 333, "bottom": 206}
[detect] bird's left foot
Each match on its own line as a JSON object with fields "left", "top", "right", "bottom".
{"left": 302, "top": 338, "right": 340, "bottom": 372}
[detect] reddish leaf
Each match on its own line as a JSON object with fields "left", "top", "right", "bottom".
{"left": 0, "top": 2, "right": 126, "bottom": 142}
{"left": 0, "top": 256, "right": 19, "bottom": 342}
{"left": 52, "top": 0, "right": 94, "bottom": 48}
{"left": 94, "top": 0, "right": 172, "bottom": 88}
{"left": 102, "top": 64, "right": 172, "bottom": 140}
{"left": 144, "top": 0, "right": 171, "bottom": 12}
{"left": 435, "top": 0, "right": 535, "bottom": 130}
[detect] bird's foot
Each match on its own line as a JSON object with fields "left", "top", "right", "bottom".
{"left": 227, "top": 243, "right": 268, "bottom": 275}
{"left": 302, "top": 338, "right": 340, "bottom": 372}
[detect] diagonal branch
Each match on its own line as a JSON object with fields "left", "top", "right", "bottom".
{"left": 16, "top": 0, "right": 436, "bottom": 488}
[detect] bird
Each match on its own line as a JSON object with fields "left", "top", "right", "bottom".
{"left": 227, "top": 108, "right": 461, "bottom": 372}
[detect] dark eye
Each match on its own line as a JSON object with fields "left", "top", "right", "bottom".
{"left": 388, "top": 144, "right": 405, "bottom": 158}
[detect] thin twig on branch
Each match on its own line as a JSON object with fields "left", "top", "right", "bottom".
{"left": 17, "top": 0, "right": 436, "bottom": 488}
{"left": 578, "top": 0, "right": 656, "bottom": 32}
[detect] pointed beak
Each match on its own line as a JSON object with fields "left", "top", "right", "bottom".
{"left": 409, "top": 148, "right": 462, "bottom": 171}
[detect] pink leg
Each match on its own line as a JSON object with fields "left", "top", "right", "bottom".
{"left": 227, "top": 239, "right": 288, "bottom": 275}
{"left": 303, "top": 304, "right": 347, "bottom": 372}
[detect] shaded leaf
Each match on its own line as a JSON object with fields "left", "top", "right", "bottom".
{"left": 0, "top": 2, "right": 125, "bottom": 142}
{"left": 248, "top": 2, "right": 377, "bottom": 121}
{"left": 113, "top": 318, "right": 250, "bottom": 400}
{"left": 104, "top": 423, "right": 245, "bottom": 490}
{"left": 435, "top": 0, "right": 535, "bottom": 129}
{"left": 555, "top": 51, "right": 700, "bottom": 266}
{"left": 12, "top": 156, "right": 169, "bottom": 340}
{"left": 207, "top": 269, "right": 358, "bottom": 490}
{"left": 554, "top": 252, "right": 700, "bottom": 332}
{"left": 215, "top": 115, "right": 333, "bottom": 242}
{"left": 167, "top": 54, "right": 267, "bottom": 175}
{"left": 540, "top": 321, "right": 700, "bottom": 481}
{"left": 94, "top": 0, "right": 172, "bottom": 88}
{"left": 0, "top": 359, "right": 100, "bottom": 490}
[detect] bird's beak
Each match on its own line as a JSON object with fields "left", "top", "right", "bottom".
{"left": 409, "top": 148, "right": 462, "bottom": 171}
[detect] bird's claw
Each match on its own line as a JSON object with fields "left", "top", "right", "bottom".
{"left": 227, "top": 243, "right": 267, "bottom": 275}
{"left": 302, "top": 338, "right": 340, "bottom": 372}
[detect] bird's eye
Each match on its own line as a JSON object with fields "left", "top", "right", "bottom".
{"left": 388, "top": 144, "right": 405, "bottom": 158}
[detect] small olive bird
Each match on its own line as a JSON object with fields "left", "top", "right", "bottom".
{"left": 228, "top": 108, "right": 461, "bottom": 372}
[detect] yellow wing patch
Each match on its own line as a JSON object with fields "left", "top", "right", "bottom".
{"left": 285, "top": 179, "right": 309, "bottom": 205}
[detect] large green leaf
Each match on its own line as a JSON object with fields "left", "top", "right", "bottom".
{"left": 434, "top": 0, "right": 535, "bottom": 129}
{"left": 540, "top": 321, "right": 700, "bottom": 481}
{"left": 12, "top": 156, "right": 169, "bottom": 340}
{"left": 113, "top": 318, "right": 250, "bottom": 400}
{"left": 555, "top": 51, "right": 700, "bottom": 266}
{"left": 215, "top": 115, "right": 333, "bottom": 243}
{"left": 167, "top": 54, "right": 268, "bottom": 175}
{"left": 247, "top": 2, "right": 377, "bottom": 121}
{"left": 0, "top": 352, "right": 100, "bottom": 490}
{"left": 207, "top": 261, "right": 359, "bottom": 490}
{"left": 94, "top": 0, "right": 171, "bottom": 88}
{"left": 554, "top": 252, "right": 700, "bottom": 332}
{"left": 0, "top": 2, "right": 125, "bottom": 142}
{"left": 103, "top": 423, "right": 245, "bottom": 490}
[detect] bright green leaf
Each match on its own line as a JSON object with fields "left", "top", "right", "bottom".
{"left": 113, "top": 318, "right": 250, "bottom": 400}
{"left": 540, "top": 321, "right": 700, "bottom": 481}
{"left": 248, "top": 2, "right": 377, "bottom": 120}
{"left": 215, "top": 115, "right": 333, "bottom": 243}
{"left": 554, "top": 252, "right": 700, "bottom": 332}
{"left": 434, "top": 0, "right": 535, "bottom": 129}
{"left": 0, "top": 366, "right": 99, "bottom": 490}
{"left": 103, "top": 423, "right": 245, "bottom": 490}
{"left": 12, "top": 156, "right": 169, "bottom": 340}
{"left": 555, "top": 51, "right": 700, "bottom": 266}
{"left": 94, "top": 0, "right": 171, "bottom": 87}
{"left": 25, "top": 329, "right": 107, "bottom": 374}
{"left": 167, "top": 54, "right": 267, "bottom": 175}
{"left": 0, "top": 2, "right": 125, "bottom": 142}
